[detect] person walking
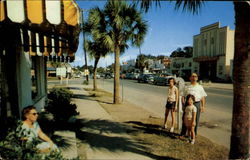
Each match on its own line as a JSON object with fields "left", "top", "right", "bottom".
{"left": 163, "top": 78, "right": 179, "bottom": 133}
{"left": 180, "top": 73, "right": 207, "bottom": 139}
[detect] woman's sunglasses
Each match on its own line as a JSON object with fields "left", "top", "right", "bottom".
{"left": 30, "top": 112, "right": 39, "bottom": 116}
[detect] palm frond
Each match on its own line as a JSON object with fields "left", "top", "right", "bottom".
{"left": 174, "top": 0, "right": 204, "bottom": 14}
{"left": 135, "top": 0, "right": 204, "bottom": 14}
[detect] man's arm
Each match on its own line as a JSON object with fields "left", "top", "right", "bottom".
{"left": 175, "top": 89, "right": 179, "bottom": 112}
{"left": 201, "top": 96, "right": 206, "bottom": 112}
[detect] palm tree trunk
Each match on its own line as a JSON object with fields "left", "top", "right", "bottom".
{"left": 230, "top": 2, "right": 250, "bottom": 159}
{"left": 93, "top": 57, "right": 100, "bottom": 91}
{"left": 114, "top": 45, "right": 120, "bottom": 104}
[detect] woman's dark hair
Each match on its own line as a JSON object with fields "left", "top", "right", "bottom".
{"left": 168, "top": 77, "right": 176, "bottom": 84}
{"left": 185, "top": 94, "right": 195, "bottom": 106}
{"left": 21, "top": 105, "right": 36, "bottom": 120}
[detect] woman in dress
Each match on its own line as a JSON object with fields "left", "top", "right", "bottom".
{"left": 19, "top": 105, "right": 58, "bottom": 153}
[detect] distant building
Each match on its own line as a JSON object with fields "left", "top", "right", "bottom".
{"left": 121, "top": 59, "right": 136, "bottom": 73}
{"left": 147, "top": 59, "right": 165, "bottom": 73}
{"left": 193, "top": 22, "right": 234, "bottom": 81}
{"left": 168, "top": 57, "right": 196, "bottom": 80}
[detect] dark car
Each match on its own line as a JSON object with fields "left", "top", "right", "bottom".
{"left": 104, "top": 73, "right": 112, "bottom": 79}
{"left": 154, "top": 73, "right": 174, "bottom": 86}
{"left": 138, "top": 74, "right": 155, "bottom": 83}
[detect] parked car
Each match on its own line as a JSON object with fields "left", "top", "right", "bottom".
{"left": 131, "top": 73, "right": 139, "bottom": 80}
{"left": 154, "top": 73, "right": 174, "bottom": 86}
{"left": 125, "top": 73, "right": 133, "bottom": 79}
{"left": 104, "top": 72, "right": 112, "bottom": 79}
{"left": 138, "top": 74, "right": 155, "bottom": 83}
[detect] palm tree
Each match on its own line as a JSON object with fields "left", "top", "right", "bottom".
{"left": 84, "top": 8, "right": 111, "bottom": 91}
{"left": 136, "top": 0, "right": 249, "bottom": 158}
{"left": 97, "top": 1, "right": 148, "bottom": 104}
{"left": 85, "top": 40, "right": 109, "bottom": 91}
{"left": 136, "top": 54, "right": 148, "bottom": 73}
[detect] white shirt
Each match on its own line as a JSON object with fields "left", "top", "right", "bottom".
{"left": 167, "top": 86, "right": 178, "bottom": 102}
{"left": 184, "top": 104, "right": 197, "bottom": 120}
{"left": 184, "top": 83, "right": 207, "bottom": 102}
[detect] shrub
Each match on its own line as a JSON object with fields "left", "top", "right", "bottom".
{"left": 46, "top": 87, "right": 78, "bottom": 122}
{"left": 83, "top": 80, "right": 89, "bottom": 85}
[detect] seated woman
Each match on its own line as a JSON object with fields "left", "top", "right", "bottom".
{"left": 19, "top": 105, "right": 58, "bottom": 153}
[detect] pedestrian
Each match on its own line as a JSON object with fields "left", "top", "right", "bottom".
{"left": 180, "top": 73, "right": 207, "bottom": 139}
{"left": 163, "top": 77, "right": 179, "bottom": 133}
{"left": 184, "top": 94, "right": 197, "bottom": 144}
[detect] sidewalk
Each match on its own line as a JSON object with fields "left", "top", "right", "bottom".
{"left": 184, "top": 82, "right": 233, "bottom": 90}
{"left": 68, "top": 84, "right": 153, "bottom": 160}
{"left": 201, "top": 82, "right": 233, "bottom": 90}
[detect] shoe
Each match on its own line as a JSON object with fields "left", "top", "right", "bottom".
{"left": 179, "top": 135, "right": 185, "bottom": 140}
{"left": 190, "top": 139, "right": 195, "bottom": 144}
{"left": 170, "top": 127, "right": 174, "bottom": 133}
{"left": 163, "top": 124, "right": 167, "bottom": 129}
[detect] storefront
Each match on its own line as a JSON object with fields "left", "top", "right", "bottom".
{"left": 0, "top": 0, "right": 80, "bottom": 129}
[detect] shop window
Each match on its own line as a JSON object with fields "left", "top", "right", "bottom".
{"left": 31, "top": 57, "right": 40, "bottom": 100}
{"left": 211, "top": 37, "right": 214, "bottom": 44}
{"left": 204, "top": 39, "right": 207, "bottom": 46}
{"left": 219, "top": 65, "right": 223, "bottom": 75}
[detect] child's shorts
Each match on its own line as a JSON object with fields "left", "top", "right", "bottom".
{"left": 165, "top": 101, "right": 176, "bottom": 109}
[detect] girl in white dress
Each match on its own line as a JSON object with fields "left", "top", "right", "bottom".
{"left": 184, "top": 94, "right": 197, "bottom": 144}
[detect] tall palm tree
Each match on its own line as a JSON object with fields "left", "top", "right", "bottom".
{"left": 85, "top": 40, "right": 109, "bottom": 91}
{"left": 136, "top": 0, "right": 249, "bottom": 158}
{"left": 85, "top": 8, "right": 111, "bottom": 91}
{"left": 96, "top": 1, "right": 148, "bottom": 104}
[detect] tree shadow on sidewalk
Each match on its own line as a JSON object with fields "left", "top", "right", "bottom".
{"left": 72, "top": 94, "right": 113, "bottom": 105}
{"left": 75, "top": 118, "right": 179, "bottom": 160}
{"left": 125, "top": 121, "right": 179, "bottom": 139}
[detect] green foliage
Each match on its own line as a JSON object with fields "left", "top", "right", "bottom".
{"left": 0, "top": 120, "right": 64, "bottom": 159}
{"left": 46, "top": 88, "right": 78, "bottom": 122}
{"left": 83, "top": 80, "right": 89, "bottom": 85}
{"left": 170, "top": 46, "right": 193, "bottom": 58}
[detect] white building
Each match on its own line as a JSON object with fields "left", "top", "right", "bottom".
{"left": 121, "top": 59, "right": 136, "bottom": 72}
{"left": 147, "top": 59, "right": 165, "bottom": 73}
{"left": 193, "top": 22, "right": 234, "bottom": 81}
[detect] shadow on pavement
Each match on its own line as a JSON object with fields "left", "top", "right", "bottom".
{"left": 76, "top": 118, "right": 179, "bottom": 160}
{"left": 72, "top": 93, "right": 113, "bottom": 105}
{"left": 125, "top": 121, "right": 179, "bottom": 139}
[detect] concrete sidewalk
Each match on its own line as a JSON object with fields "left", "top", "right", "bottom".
{"left": 68, "top": 84, "right": 153, "bottom": 160}
{"left": 202, "top": 82, "right": 233, "bottom": 90}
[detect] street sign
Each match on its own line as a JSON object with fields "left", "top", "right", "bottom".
{"left": 84, "top": 69, "right": 89, "bottom": 76}
{"left": 56, "top": 67, "right": 66, "bottom": 77}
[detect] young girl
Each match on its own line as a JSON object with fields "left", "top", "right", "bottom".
{"left": 163, "top": 78, "right": 178, "bottom": 133}
{"left": 184, "top": 94, "right": 197, "bottom": 144}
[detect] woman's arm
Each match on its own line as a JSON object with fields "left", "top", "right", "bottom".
{"left": 38, "top": 128, "right": 54, "bottom": 145}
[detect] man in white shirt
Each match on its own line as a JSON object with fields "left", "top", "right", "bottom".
{"left": 180, "top": 73, "right": 207, "bottom": 137}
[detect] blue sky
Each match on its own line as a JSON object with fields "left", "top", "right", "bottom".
{"left": 71, "top": 1, "right": 235, "bottom": 68}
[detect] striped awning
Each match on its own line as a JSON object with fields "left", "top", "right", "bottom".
{"left": 0, "top": 0, "right": 80, "bottom": 62}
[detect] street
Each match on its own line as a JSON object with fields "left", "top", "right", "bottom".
{"left": 48, "top": 78, "right": 233, "bottom": 148}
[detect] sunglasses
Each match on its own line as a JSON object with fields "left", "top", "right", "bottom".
{"left": 30, "top": 112, "right": 39, "bottom": 116}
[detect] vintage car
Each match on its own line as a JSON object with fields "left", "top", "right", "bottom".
{"left": 153, "top": 73, "right": 174, "bottom": 86}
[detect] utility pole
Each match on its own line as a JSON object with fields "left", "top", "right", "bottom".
{"left": 81, "top": 9, "right": 89, "bottom": 82}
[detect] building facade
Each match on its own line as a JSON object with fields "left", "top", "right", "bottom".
{"left": 0, "top": 0, "right": 80, "bottom": 132}
{"left": 168, "top": 57, "right": 196, "bottom": 80}
{"left": 193, "top": 22, "right": 234, "bottom": 81}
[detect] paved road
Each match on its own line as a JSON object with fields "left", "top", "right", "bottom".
{"left": 48, "top": 78, "right": 233, "bottom": 148}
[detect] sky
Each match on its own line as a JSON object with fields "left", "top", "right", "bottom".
{"left": 71, "top": 1, "right": 235, "bottom": 68}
